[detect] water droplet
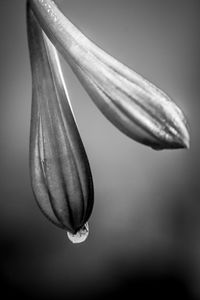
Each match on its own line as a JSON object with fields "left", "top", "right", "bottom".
{"left": 67, "top": 223, "right": 89, "bottom": 244}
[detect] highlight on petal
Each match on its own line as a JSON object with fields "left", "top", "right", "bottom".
{"left": 29, "top": 0, "right": 190, "bottom": 150}
{"left": 27, "top": 3, "right": 94, "bottom": 242}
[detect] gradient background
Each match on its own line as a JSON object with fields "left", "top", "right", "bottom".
{"left": 0, "top": 0, "right": 200, "bottom": 299}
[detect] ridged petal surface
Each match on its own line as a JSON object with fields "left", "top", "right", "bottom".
{"left": 29, "top": 0, "right": 190, "bottom": 150}
{"left": 27, "top": 4, "right": 94, "bottom": 234}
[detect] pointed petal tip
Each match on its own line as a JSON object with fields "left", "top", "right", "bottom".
{"left": 174, "top": 120, "right": 190, "bottom": 150}
{"left": 156, "top": 103, "right": 190, "bottom": 151}
{"left": 181, "top": 134, "right": 190, "bottom": 149}
{"left": 168, "top": 131, "right": 190, "bottom": 150}
{"left": 170, "top": 136, "right": 190, "bottom": 150}
{"left": 151, "top": 123, "right": 190, "bottom": 151}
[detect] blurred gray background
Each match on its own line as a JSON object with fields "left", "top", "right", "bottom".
{"left": 0, "top": 0, "right": 199, "bottom": 299}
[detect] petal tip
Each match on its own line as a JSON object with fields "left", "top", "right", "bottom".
{"left": 67, "top": 223, "right": 89, "bottom": 244}
{"left": 168, "top": 127, "right": 190, "bottom": 150}
{"left": 173, "top": 117, "right": 190, "bottom": 150}
{"left": 179, "top": 131, "right": 190, "bottom": 150}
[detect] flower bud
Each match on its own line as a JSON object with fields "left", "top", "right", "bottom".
{"left": 27, "top": 4, "right": 94, "bottom": 242}
{"left": 30, "top": 0, "right": 190, "bottom": 150}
